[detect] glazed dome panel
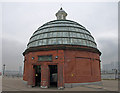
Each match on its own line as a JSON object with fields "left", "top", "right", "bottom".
{"left": 27, "top": 8, "right": 97, "bottom": 49}
{"left": 27, "top": 20, "right": 97, "bottom": 49}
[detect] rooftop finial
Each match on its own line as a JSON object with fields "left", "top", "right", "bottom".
{"left": 55, "top": 7, "right": 67, "bottom": 20}
{"left": 60, "top": 3, "right": 62, "bottom": 8}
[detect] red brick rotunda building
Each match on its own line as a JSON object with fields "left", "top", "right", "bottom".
{"left": 23, "top": 8, "right": 101, "bottom": 89}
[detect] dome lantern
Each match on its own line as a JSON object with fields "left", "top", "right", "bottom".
{"left": 55, "top": 7, "right": 67, "bottom": 20}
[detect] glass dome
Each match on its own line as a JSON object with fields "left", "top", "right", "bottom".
{"left": 27, "top": 8, "right": 97, "bottom": 49}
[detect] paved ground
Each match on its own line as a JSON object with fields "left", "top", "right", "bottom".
{"left": 1, "top": 76, "right": 119, "bottom": 91}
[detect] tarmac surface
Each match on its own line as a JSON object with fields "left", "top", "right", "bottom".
{"left": 1, "top": 76, "right": 119, "bottom": 91}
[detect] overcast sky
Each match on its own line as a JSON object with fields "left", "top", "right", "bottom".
{"left": 1, "top": 2, "right": 118, "bottom": 71}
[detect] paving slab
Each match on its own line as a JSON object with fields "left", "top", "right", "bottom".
{"left": 2, "top": 76, "right": 119, "bottom": 91}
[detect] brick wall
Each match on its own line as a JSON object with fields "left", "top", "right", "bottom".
{"left": 23, "top": 49, "right": 101, "bottom": 86}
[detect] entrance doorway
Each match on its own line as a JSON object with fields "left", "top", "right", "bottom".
{"left": 49, "top": 65, "right": 58, "bottom": 87}
{"left": 34, "top": 65, "right": 41, "bottom": 86}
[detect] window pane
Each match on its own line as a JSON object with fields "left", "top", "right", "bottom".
{"left": 86, "top": 41, "right": 90, "bottom": 46}
{"left": 82, "top": 40, "right": 86, "bottom": 45}
{"left": 86, "top": 35, "right": 89, "bottom": 40}
{"left": 40, "top": 29, "right": 43, "bottom": 33}
{"left": 36, "top": 35, "right": 39, "bottom": 39}
{"left": 75, "top": 28, "right": 79, "bottom": 32}
{"left": 49, "top": 28, "right": 54, "bottom": 31}
{"left": 38, "top": 40, "right": 42, "bottom": 45}
{"left": 77, "top": 33, "right": 79, "bottom": 37}
{"left": 39, "top": 34, "right": 41, "bottom": 39}
{"left": 84, "top": 34, "right": 87, "bottom": 39}
{"left": 44, "top": 28, "right": 49, "bottom": 32}
{"left": 73, "top": 33, "right": 76, "bottom": 37}
{"left": 51, "top": 38, "right": 57, "bottom": 44}
{"left": 70, "top": 32, "right": 73, "bottom": 37}
{"left": 81, "top": 34, "right": 83, "bottom": 38}
{"left": 89, "top": 41, "right": 92, "bottom": 47}
{"left": 47, "top": 33, "right": 50, "bottom": 37}
{"left": 62, "top": 38, "right": 68, "bottom": 44}
{"left": 57, "top": 32, "right": 62, "bottom": 37}
{"left": 53, "top": 32, "right": 57, "bottom": 37}
{"left": 32, "top": 37, "right": 34, "bottom": 41}
{"left": 40, "top": 34, "right": 43, "bottom": 38}
{"left": 69, "top": 27, "right": 75, "bottom": 31}
{"left": 57, "top": 38, "right": 62, "bottom": 44}
{"left": 48, "top": 39, "right": 52, "bottom": 44}
{"left": 77, "top": 39, "right": 81, "bottom": 45}
{"left": 42, "top": 39, "right": 46, "bottom": 45}
{"left": 49, "top": 32, "right": 53, "bottom": 37}
{"left": 71, "top": 38, "right": 76, "bottom": 44}
{"left": 60, "top": 27, "right": 66, "bottom": 30}
{"left": 81, "top": 30, "right": 84, "bottom": 33}
{"left": 34, "top": 41, "right": 37, "bottom": 46}
{"left": 63, "top": 32, "right": 68, "bottom": 37}
{"left": 35, "top": 36, "right": 37, "bottom": 40}
{"left": 73, "top": 39, "right": 78, "bottom": 44}
{"left": 44, "top": 33, "right": 47, "bottom": 38}
{"left": 60, "top": 32, "right": 63, "bottom": 37}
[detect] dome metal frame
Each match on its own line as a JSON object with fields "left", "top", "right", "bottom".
{"left": 27, "top": 19, "right": 97, "bottom": 49}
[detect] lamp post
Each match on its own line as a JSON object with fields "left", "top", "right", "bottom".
{"left": 3, "top": 64, "right": 6, "bottom": 76}
{"left": 112, "top": 69, "right": 117, "bottom": 80}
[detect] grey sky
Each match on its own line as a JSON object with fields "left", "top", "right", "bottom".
{"left": 1, "top": 2, "right": 118, "bottom": 71}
